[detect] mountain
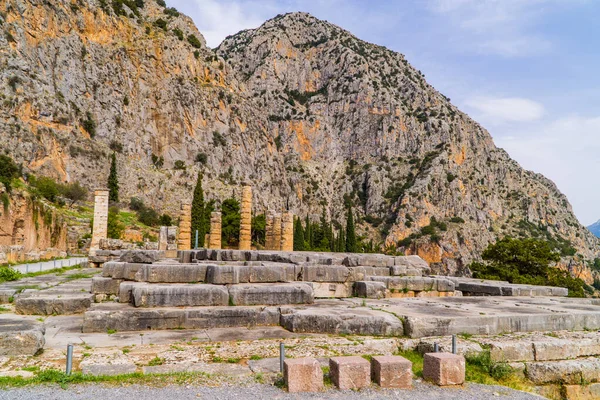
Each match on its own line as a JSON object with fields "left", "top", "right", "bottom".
{"left": 0, "top": 1, "right": 597, "bottom": 278}
{"left": 588, "top": 220, "right": 600, "bottom": 238}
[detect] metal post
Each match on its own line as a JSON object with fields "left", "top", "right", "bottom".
{"left": 194, "top": 230, "right": 199, "bottom": 249}
{"left": 433, "top": 342, "right": 439, "bottom": 353}
{"left": 39, "top": 263, "right": 42, "bottom": 272}
{"left": 26, "top": 263, "right": 29, "bottom": 273}
{"left": 66, "top": 344, "right": 73, "bottom": 375}
{"left": 452, "top": 334, "right": 457, "bottom": 354}
{"left": 279, "top": 342, "right": 285, "bottom": 373}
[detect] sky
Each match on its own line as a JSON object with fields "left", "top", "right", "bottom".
{"left": 167, "top": 0, "right": 600, "bottom": 225}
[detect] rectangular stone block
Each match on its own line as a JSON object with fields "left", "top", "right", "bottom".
{"left": 436, "top": 278, "right": 456, "bottom": 292}
{"left": 300, "top": 265, "right": 349, "bottom": 282}
{"left": 119, "top": 250, "right": 164, "bottom": 264}
{"left": 490, "top": 342, "right": 535, "bottom": 363}
{"left": 134, "top": 264, "right": 207, "bottom": 283}
{"left": 329, "top": 356, "right": 370, "bottom": 390}
{"left": 354, "top": 281, "right": 387, "bottom": 299}
{"left": 228, "top": 283, "right": 313, "bottom": 306}
{"left": 284, "top": 357, "right": 323, "bottom": 393}
{"left": 423, "top": 353, "right": 465, "bottom": 386}
{"left": 371, "top": 355, "right": 412, "bottom": 388}
{"left": 132, "top": 284, "right": 229, "bottom": 307}
{"left": 92, "top": 276, "right": 122, "bottom": 295}
{"left": 311, "top": 282, "right": 352, "bottom": 298}
{"left": 118, "top": 282, "right": 147, "bottom": 303}
{"left": 205, "top": 265, "right": 249, "bottom": 284}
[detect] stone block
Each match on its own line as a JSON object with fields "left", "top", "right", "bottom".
{"left": 354, "top": 281, "right": 387, "bottom": 299}
{"left": 92, "top": 276, "right": 122, "bottom": 295}
{"left": 101, "top": 261, "right": 125, "bottom": 277}
{"left": 526, "top": 358, "right": 600, "bottom": 384}
{"left": 563, "top": 383, "right": 600, "bottom": 400}
{"left": 15, "top": 295, "right": 92, "bottom": 315}
{"left": 0, "top": 288, "right": 17, "bottom": 303}
{"left": 329, "top": 356, "right": 370, "bottom": 390}
{"left": 119, "top": 250, "right": 164, "bottom": 264}
{"left": 489, "top": 341, "right": 535, "bottom": 363}
{"left": 300, "top": 265, "right": 349, "bottom": 282}
{"left": 132, "top": 284, "right": 229, "bottom": 307}
{"left": 134, "top": 264, "right": 207, "bottom": 283}
{"left": 284, "top": 357, "right": 323, "bottom": 393}
{"left": 436, "top": 278, "right": 455, "bottom": 292}
{"left": 371, "top": 355, "right": 412, "bottom": 388}
{"left": 312, "top": 282, "right": 352, "bottom": 298}
{"left": 206, "top": 265, "right": 247, "bottom": 284}
{"left": 533, "top": 339, "right": 580, "bottom": 361}
{"left": 423, "top": 353, "right": 465, "bottom": 386}
{"left": 394, "top": 255, "right": 430, "bottom": 272}
{"left": 228, "top": 283, "right": 313, "bottom": 306}
{"left": 0, "top": 319, "right": 45, "bottom": 356}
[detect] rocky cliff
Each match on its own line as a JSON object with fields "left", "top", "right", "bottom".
{"left": 0, "top": 1, "right": 597, "bottom": 276}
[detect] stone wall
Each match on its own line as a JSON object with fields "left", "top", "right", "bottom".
{"left": 177, "top": 203, "right": 192, "bottom": 250}
{"left": 89, "top": 189, "right": 109, "bottom": 256}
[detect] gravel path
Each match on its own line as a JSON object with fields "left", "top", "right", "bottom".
{"left": 0, "top": 382, "right": 545, "bottom": 400}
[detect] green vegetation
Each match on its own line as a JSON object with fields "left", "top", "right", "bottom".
{"left": 190, "top": 173, "right": 213, "bottom": 248}
{"left": 221, "top": 198, "right": 240, "bottom": 247}
{"left": 470, "top": 237, "right": 586, "bottom": 297}
{"left": 172, "top": 28, "right": 183, "bottom": 40}
{"left": 187, "top": 34, "right": 202, "bottom": 49}
{"left": 108, "top": 153, "right": 119, "bottom": 203}
{"left": 0, "top": 266, "right": 21, "bottom": 283}
{"left": 107, "top": 206, "right": 125, "bottom": 239}
{"left": 81, "top": 112, "right": 96, "bottom": 138}
{"left": 293, "top": 217, "right": 305, "bottom": 251}
{"left": 345, "top": 207, "right": 356, "bottom": 252}
{"left": 251, "top": 213, "right": 265, "bottom": 247}
{"left": 0, "top": 154, "right": 20, "bottom": 191}
{"left": 147, "top": 357, "right": 164, "bottom": 366}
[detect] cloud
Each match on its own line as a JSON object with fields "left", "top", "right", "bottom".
{"left": 464, "top": 97, "right": 545, "bottom": 123}
{"left": 494, "top": 114, "right": 600, "bottom": 225}
{"left": 429, "top": 0, "right": 560, "bottom": 57}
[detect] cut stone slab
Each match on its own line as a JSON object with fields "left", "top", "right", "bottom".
{"left": 0, "top": 318, "right": 45, "bottom": 356}
{"left": 311, "top": 282, "right": 352, "bottom": 298}
{"left": 354, "top": 281, "right": 387, "bottom": 299}
{"left": 526, "top": 358, "right": 600, "bottom": 384}
{"left": 371, "top": 355, "right": 412, "bottom": 389}
{"left": 448, "top": 277, "right": 568, "bottom": 297}
{"left": 342, "top": 254, "right": 394, "bottom": 268}
{"left": 92, "top": 276, "right": 121, "bottom": 295}
{"left": 142, "top": 361, "right": 251, "bottom": 377}
{"left": 15, "top": 294, "right": 92, "bottom": 315}
{"left": 280, "top": 306, "right": 403, "bottom": 336}
{"left": 205, "top": 264, "right": 296, "bottom": 284}
{"left": 134, "top": 264, "right": 207, "bottom": 283}
{"left": 119, "top": 250, "right": 164, "bottom": 264}
{"left": 0, "top": 288, "right": 17, "bottom": 303}
{"left": 329, "top": 356, "right": 370, "bottom": 390}
{"left": 248, "top": 357, "right": 281, "bottom": 374}
{"left": 300, "top": 265, "right": 350, "bottom": 282}
{"left": 423, "top": 352, "right": 465, "bottom": 386}
{"left": 132, "top": 284, "right": 229, "bottom": 307}
{"left": 563, "top": 383, "right": 600, "bottom": 400}
{"left": 81, "top": 362, "right": 137, "bottom": 376}
{"left": 82, "top": 303, "right": 280, "bottom": 332}
{"left": 347, "top": 266, "right": 390, "bottom": 281}
{"left": 228, "top": 283, "right": 313, "bottom": 306}
{"left": 489, "top": 341, "right": 535, "bottom": 363}
{"left": 284, "top": 357, "right": 324, "bottom": 393}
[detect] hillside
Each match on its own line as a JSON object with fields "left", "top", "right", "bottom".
{"left": 0, "top": 1, "right": 597, "bottom": 277}
{"left": 588, "top": 220, "right": 600, "bottom": 238}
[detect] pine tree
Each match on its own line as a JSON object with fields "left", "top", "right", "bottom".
{"left": 191, "top": 172, "right": 210, "bottom": 247}
{"left": 345, "top": 207, "right": 356, "bottom": 253}
{"left": 108, "top": 152, "right": 119, "bottom": 203}
{"left": 293, "top": 217, "right": 305, "bottom": 251}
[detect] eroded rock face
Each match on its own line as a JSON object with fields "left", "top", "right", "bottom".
{"left": 0, "top": 3, "right": 597, "bottom": 277}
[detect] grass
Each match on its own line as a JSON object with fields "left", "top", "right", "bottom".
{"left": 0, "top": 306, "right": 9, "bottom": 313}
{"left": 147, "top": 357, "right": 164, "bottom": 366}
{"left": 20, "top": 264, "right": 85, "bottom": 279}
{"left": 249, "top": 355, "right": 263, "bottom": 361}
{"left": 0, "top": 369, "right": 215, "bottom": 389}
{"left": 64, "top": 273, "right": 93, "bottom": 280}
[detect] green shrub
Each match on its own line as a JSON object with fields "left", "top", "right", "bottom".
{"left": 29, "top": 176, "right": 60, "bottom": 202}
{"left": 137, "top": 206, "right": 159, "bottom": 226}
{"left": 187, "top": 34, "right": 202, "bottom": 48}
{"left": 154, "top": 18, "right": 167, "bottom": 30}
{"left": 81, "top": 112, "right": 96, "bottom": 138}
{"left": 195, "top": 152, "right": 207, "bottom": 165}
{"left": 0, "top": 267, "right": 21, "bottom": 283}
{"left": 0, "top": 154, "right": 20, "bottom": 191}
{"left": 450, "top": 216, "right": 465, "bottom": 223}
{"left": 107, "top": 207, "right": 124, "bottom": 239}
{"left": 173, "top": 160, "right": 186, "bottom": 170}
{"left": 172, "top": 28, "right": 183, "bottom": 40}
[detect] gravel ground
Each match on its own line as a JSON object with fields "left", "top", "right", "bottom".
{"left": 0, "top": 382, "right": 545, "bottom": 400}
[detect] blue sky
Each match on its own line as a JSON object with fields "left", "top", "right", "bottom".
{"left": 168, "top": 0, "right": 600, "bottom": 225}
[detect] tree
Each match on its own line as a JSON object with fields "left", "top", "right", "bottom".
{"left": 30, "top": 176, "right": 60, "bottom": 202}
{"left": 0, "top": 154, "right": 20, "bottom": 192}
{"left": 61, "top": 181, "right": 87, "bottom": 207}
{"left": 107, "top": 206, "right": 124, "bottom": 239}
{"left": 191, "top": 173, "right": 211, "bottom": 247}
{"left": 345, "top": 207, "right": 356, "bottom": 253}
{"left": 252, "top": 213, "right": 266, "bottom": 247}
{"left": 221, "top": 198, "right": 240, "bottom": 247}
{"left": 159, "top": 214, "right": 172, "bottom": 226}
{"left": 294, "top": 217, "right": 305, "bottom": 251}
{"left": 108, "top": 153, "right": 119, "bottom": 203}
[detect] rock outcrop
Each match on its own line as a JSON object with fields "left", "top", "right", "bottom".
{"left": 0, "top": 2, "right": 597, "bottom": 276}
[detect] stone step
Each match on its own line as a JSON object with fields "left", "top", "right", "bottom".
{"left": 15, "top": 294, "right": 92, "bottom": 315}
{"left": 446, "top": 277, "right": 568, "bottom": 297}
{"left": 525, "top": 358, "right": 600, "bottom": 384}
{"left": 228, "top": 283, "right": 313, "bottom": 306}
{"left": 368, "top": 276, "right": 455, "bottom": 292}
{"left": 0, "top": 318, "right": 45, "bottom": 356}
{"left": 82, "top": 303, "right": 280, "bottom": 332}
{"left": 132, "top": 284, "right": 229, "bottom": 307}
{"left": 205, "top": 264, "right": 296, "bottom": 284}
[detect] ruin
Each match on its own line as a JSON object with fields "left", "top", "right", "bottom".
{"left": 272, "top": 213, "right": 282, "bottom": 251}
{"left": 281, "top": 212, "right": 294, "bottom": 251}
{"left": 158, "top": 226, "right": 177, "bottom": 251}
{"left": 208, "top": 212, "right": 222, "bottom": 250}
{"left": 89, "top": 189, "right": 109, "bottom": 256}
{"left": 265, "top": 213, "right": 275, "bottom": 250}
{"left": 177, "top": 203, "right": 191, "bottom": 251}
{"left": 238, "top": 186, "right": 252, "bottom": 250}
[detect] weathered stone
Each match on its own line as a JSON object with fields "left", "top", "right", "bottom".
{"left": 81, "top": 362, "right": 137, "bottom": 376}
{"left": 280, "top": 211, "right": 294, "bottom": 252}
{"left": 526, "top": 358, "right": 600, "bottom": 384}
{"left": 284, "top": 357, "right": 323, "bottom": 393}
{"left": 15, "top": 294, "right": 92, "bottom": 315}
{"left": 158, "top": 226, "right": 178, "bottom": 251}
{"left": 92, "top": 276, "right": 122, "bottom": 295}
{"left": 280, "top": 307, "right": 403, "bottom": 336}
{"left": 371, "top": 355, "right": 412, "bottom": 388}
{"left": 0, "top": 319, "right": 45, "bottom": 356}
{"left": 342, "top": 254, "right": 394, "bottom": 268}
{"left": 563, "top": 383, "right": 600, "bottom": 400}
{"left": 329, "top": 356, "right": 370, "bottom": 390}
{"left": 89, "top": 189, "right": 109, "bottom": 257}
{"left": 394, "top": 255, "right": 430, "bottom": 272}
{"left": 272, "top": 214, "right": 282, "bottom": 251}
{"left": 347, "top": 266, "right": 390, "bottom": 281}
{"left": 239, "top": 186, "right": 252, "bottom": 250}
{"left": 119, "top": 250, "right": 164, "bottom": 264}
{"left": 0, "top": 288, "right": 17, "bottom": 303}
{"left": 177, "top": 203, "right": 191, "bottom": 251}
{"left": 489, "top": 341, "right": 535, "bottom": 363}
{"left": 82, "top": 304, "right": 280, "bottom": 332}
{"left": 354, "top": 281, "right": 387, "bottom": 299}
{"left": 423, "top": 353, "right": 465, "bottom": 386}
{"left": 228, "top": 283, "right": 313, "bottom": 306}
{"left": 134, "top": 264, "right": 207, "bottom": 283}
{"left": 208, "top": 212, "right": 222, "bottom": 249}
{"left": 300, "top": 265, "right": 349, "bottom": 282}
{"left": 533, "top": 339, "right": 580, "bottom": 361}
{"left": 265, "top": 213, "right": 275, "bottom": 250}
{"left": 311, "top": 282, "right": 352, "bottom": 298}
{"left": 132, "top": 284, "right": 229, "bottom": 307}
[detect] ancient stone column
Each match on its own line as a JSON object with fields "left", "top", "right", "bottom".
{"left": 177, "top": 203, "right": 192, "bottom": 250}
{"left": 158, "top": 226, "right": 168, "bottom": 251}
{"left": 272, "top": 213, "right": 282, "bottom": 251}
{"left": 89, "top": 189, "right": 109, "bottom": 256}
{"left": 265, "top": 212, "right": 275, "bottom": 250}
{"left": 281, "top": 212, "right": 294, "bottom": 252}
{"left": 208, "top": 211, "right": 222, "bottom": 250}
{"left": 238, "top": 185, "right": 252, "bottom": 250}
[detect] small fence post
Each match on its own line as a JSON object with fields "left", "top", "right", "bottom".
{"left": 279, "top": 342, "right": 285, "bottom": 373}
{"left": 66, "top": 344, "right": 73, "bottom": 375}
{"left": 452, "top": 334, "right": 457, "bottom": 354}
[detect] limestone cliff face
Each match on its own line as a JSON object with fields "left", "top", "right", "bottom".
{"left": 0, "top": 3, "right": 597, "bottom": 276}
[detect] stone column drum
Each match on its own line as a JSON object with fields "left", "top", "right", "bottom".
{"left": 177, "top": 203, "right": 192, "bottom": 250}
{"left": 281, "top": 211, "right": 294, "bottom": 251}
{"left": 272, "top": 213, "right": 282, "bottom": 251}
{"left": 208, "top": 211, "right": 222, "bottom": 249}
{"left": 158, "top": 226, "right": 168, "bottom": 250}
{"left": 89, "top": 189, "right": 109, "bottom": 256}
{"left": 265, "top": 212, "right": 275, "bottom": 250}
{"left": 238, "top": 186, "right": 252, "bottom": 250}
